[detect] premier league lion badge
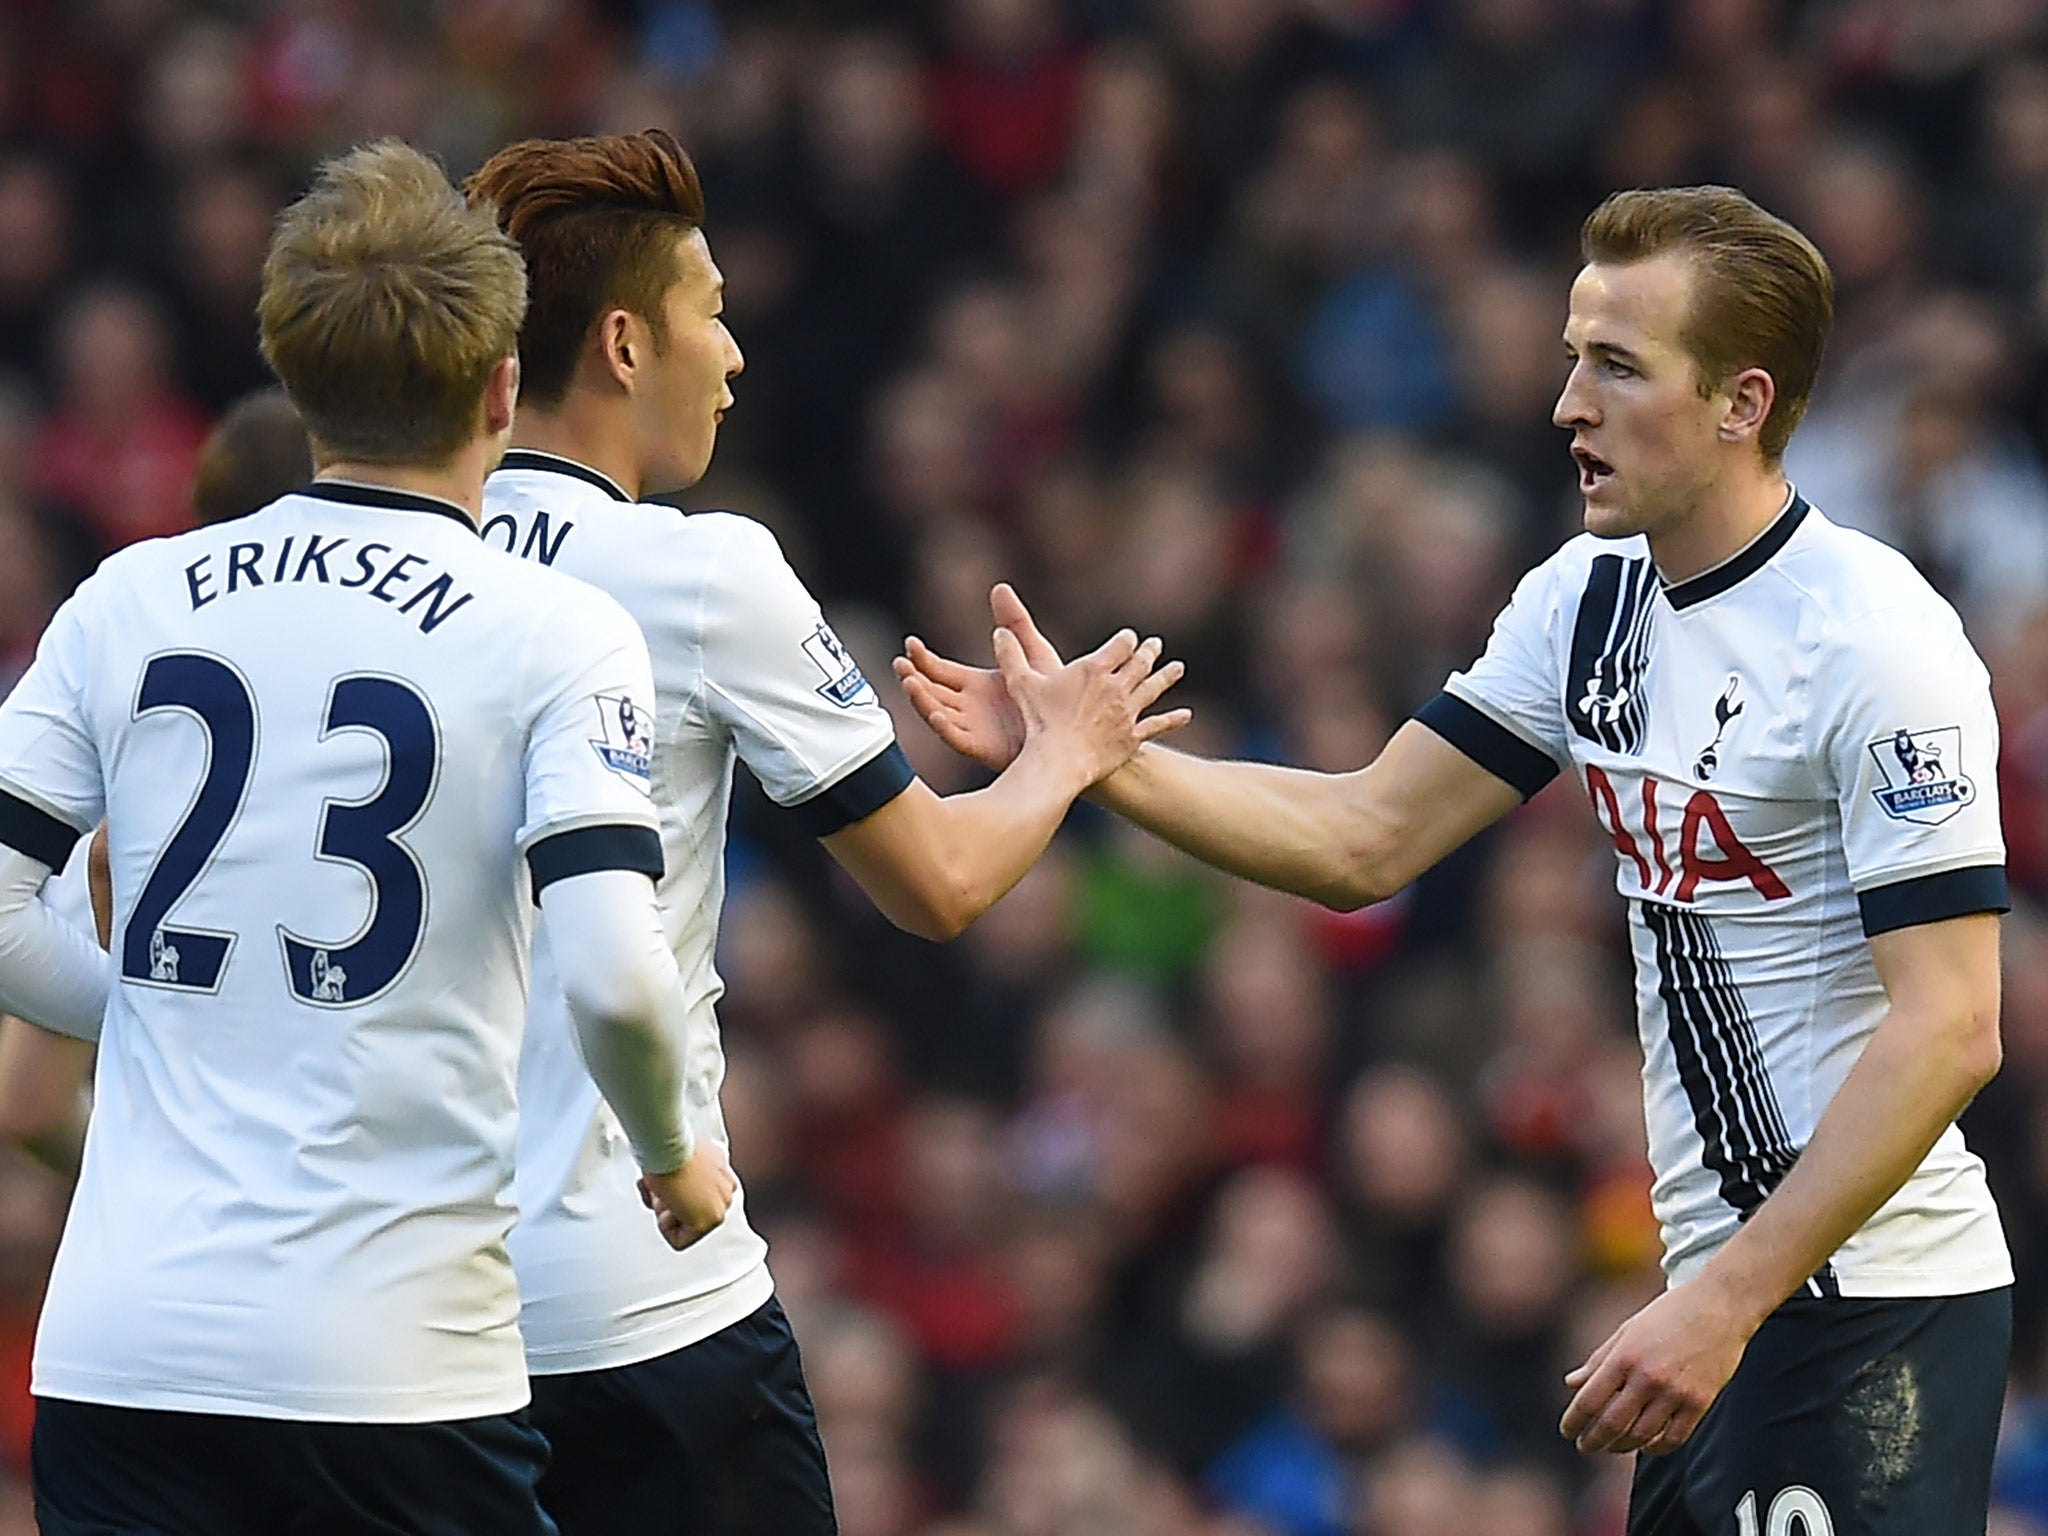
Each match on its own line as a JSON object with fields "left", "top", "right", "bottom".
{"left": 1868, "top": 726, "right": 1974, "bottom": 824}
{"left": 803, "top": 622, "right": 872, "bottom": 708}
{"left": 590, "top": 694, "right": 653, "bottom": 781}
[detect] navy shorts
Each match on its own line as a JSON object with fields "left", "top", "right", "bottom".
{"left": 1628, "top": 1286, "right": 2010, "bottom": 1535}
{"left": 528, "top": 1296, "right": 836, "bottom": 1536}
{"left": 32, "top": 1396, "right": 556, "bottom": 1535}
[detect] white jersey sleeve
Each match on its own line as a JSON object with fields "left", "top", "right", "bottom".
{"left": 516, "top": 585, "right": 664, "bottom": 893}
{"left": 1419, "top": 557, "right": 1572, "bottom": 799}
{"left": 0, "top": 591, "right": 103, "bottom": 865}
{"left": 1808, "top": 599, "right": 2008, "bottom": 935}
{"left": 0, "top": 593, "right": 110, "bottom": 1041}
{"left": 694, "top": 516, "right": 910, "bottom": 832}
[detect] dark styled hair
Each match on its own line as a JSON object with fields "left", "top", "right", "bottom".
{"left": 464, "top": 130, "right": 707, "bottom": 408}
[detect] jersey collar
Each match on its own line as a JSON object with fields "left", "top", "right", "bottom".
{"left": 1661, "top": 488, "right": 1809, "bottom": 611}
{"left": 496, "top": 449, "right": 633, "bottom": 503}
{"left": 302, "top": 478, "right": 478, "bottom": 533}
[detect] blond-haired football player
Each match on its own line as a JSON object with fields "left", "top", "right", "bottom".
{"left": 0, "top": 140, "right": 732, "bottom": 1535}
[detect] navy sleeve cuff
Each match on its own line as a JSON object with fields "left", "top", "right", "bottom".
{"left": 1858, "top": 865, "right": 2009, "bottom": 937}
{"left": 784, "top": 742, "right": 916, "bottom": 839}
{"left": 0, "top": 789, "right": 86, "bottom": 870}
{"left": 527, "top": 823, "right": 664, "bottom": 903}
{"left": 1413, "top": 693, "right": 1562, "bottom": 801}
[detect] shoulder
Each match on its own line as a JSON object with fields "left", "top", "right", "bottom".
{"left": 670, "top": 509, "right": 793, "bottom": 569}
{"left": 1506, "top": 530, "right": 1652, "bottom": 608}
{"left": 1778, "top": 508, "right": 1966, "bottom": 638}
{"left": 474, "top": 541, "right": 644, "bottom": 643}
{"left": 55, "top": 531, "right": 196, "bottom": 624}
{"left": 1782, "top": 515, "right": 1989, "bottom": 710}
{"left": 659, "top": 509, "right": 815, "bottom": 607}
{"left": 1530, "top": 529, "right": 1651, "bottom": 578}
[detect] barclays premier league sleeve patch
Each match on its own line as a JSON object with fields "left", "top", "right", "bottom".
{"left": 803, "top": 622, "right": 872, "bottom": 708}
{"left": 1869, "top": 726, "right": 1975, "bottom": 824}
{"left": 589, "top": 694, "right": 653, "bottom": 782}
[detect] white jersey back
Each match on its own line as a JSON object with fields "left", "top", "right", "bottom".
{"left": 483, "top": 452, "right": 908, "bottom": 1372}
{"left": 0, "top": 481, "right": 663, "bottom": 1420}
{"left": 1425, "top": 494, "right": 2011, "bottom": 1296}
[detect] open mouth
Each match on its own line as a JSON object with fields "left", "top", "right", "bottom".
{"left": 1573, "top": 445, "right": 1615, "bottom": 494}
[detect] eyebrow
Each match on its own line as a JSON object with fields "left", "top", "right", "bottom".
{"left": 1564, "top": 337, "right": 1646, "bottom": 367}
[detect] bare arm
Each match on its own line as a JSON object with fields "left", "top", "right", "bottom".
{"left": 894, "top": 586, "right": 1526, "bottom": 910}
{"left": 1561, "top": 910, "right": 2003, "bottom": 1455}
{"left": 826, "top": 628, "right": 1187, "bottom": 941}
{"left": 0, "top": 1020, "right": 91, "bottom": 1176}
{"left": 1710, "top": 912, "right": 2000, "bottom": 1316}
{"left": 826, "top": 770, "right": 1086, "bottom": 942}
{"left": 1089, "top": 725, "right": 1524, "bottom": 910}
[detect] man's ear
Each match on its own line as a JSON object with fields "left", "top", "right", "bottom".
{"left": 483, "top": 354, "right": 519, "bottom": 436}
{"left": 598, "top": 308, "right": 637, "bottom": 392}
{"left": 1720, "top": 366, "right": 1777, "bottom": 449}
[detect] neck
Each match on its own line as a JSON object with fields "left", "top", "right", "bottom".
{"left": 509, "top": 401, "right": 644, "bottom": 502}
{"left": 316, "top": 440, "right": 494, "bottom": 527}
{"left": 1646, "top": 463, "right": 1793, "bottom": 586}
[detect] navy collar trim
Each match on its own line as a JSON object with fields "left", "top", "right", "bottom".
{"left": 497, "top": 449, "right": 632, "bottom": 503}
{"left": 1662, "top": 490, "right": 1808, "bottom": 611}
{"left": 302, "top": 478, "right": 477, "bottom": 533}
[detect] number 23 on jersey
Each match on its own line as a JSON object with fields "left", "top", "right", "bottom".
{"left": 121, "top": 650, "right": 439, "bottom": 1008}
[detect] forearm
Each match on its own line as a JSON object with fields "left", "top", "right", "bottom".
{"left": 922, "top": 742, "right": 1089, "bottom": 923}
{"left": 540, "top": 870, "right": 694, "bottom": 1174}
{"left": 1694, "top": 1003, "right": 1993, "bottom": 1330}
{"left": 1088, "top": 745, "right": 1385, "bottom": 908}
{"left": 0, "top": 1014, "right": 92, "bottom": 1175}
{"left": 0, "top": 847, "right": 109, "bottom": 1041}
{"left": 827, "top": 742, "right": 1091, "bottom": 941}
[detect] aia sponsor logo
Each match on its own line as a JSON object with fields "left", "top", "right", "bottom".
{"left": 1586, "top": 764, "right": 1790, "bottom": 902}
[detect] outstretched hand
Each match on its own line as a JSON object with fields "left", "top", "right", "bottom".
{"left": 894, "top": 584, "right": 1188, "bottom": 778}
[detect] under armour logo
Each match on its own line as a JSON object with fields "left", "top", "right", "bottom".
{"left": 1578, "top": 681, "right": 1631, "bottom": 725}
{"left": 1693, "top": 675, "right": 1745, "bottom": 780}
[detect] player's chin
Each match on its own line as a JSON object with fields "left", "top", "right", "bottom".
{"left": 685, "top": 425, "right": 721, "bottom": 483}
{"left": 664, "top": 440, "right": 715, "bottom": 493}
{"left": 1581, "top": 493, "right": 1640, "bottom": 541}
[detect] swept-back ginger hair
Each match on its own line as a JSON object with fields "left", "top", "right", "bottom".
{"left": 1581, "top": 185, "right": 1834, "bottom": 462}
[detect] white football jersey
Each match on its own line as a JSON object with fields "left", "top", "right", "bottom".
{"left": 0, "top": 480, "right": 664, "bottom": 1420}
{"left": 1423, "top": 493, "right": 2012, "bottom": 1297}
{"left": 483, "top": 451, "right": 910, "bottom": 1373}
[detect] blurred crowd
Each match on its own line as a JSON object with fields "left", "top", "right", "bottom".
{"left": 11, "top": 0, "right": 2048, "bottom": 1532}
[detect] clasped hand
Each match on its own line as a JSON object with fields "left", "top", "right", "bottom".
{"left": 893, "top": 583, "right": 1189, "bottom": 780}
